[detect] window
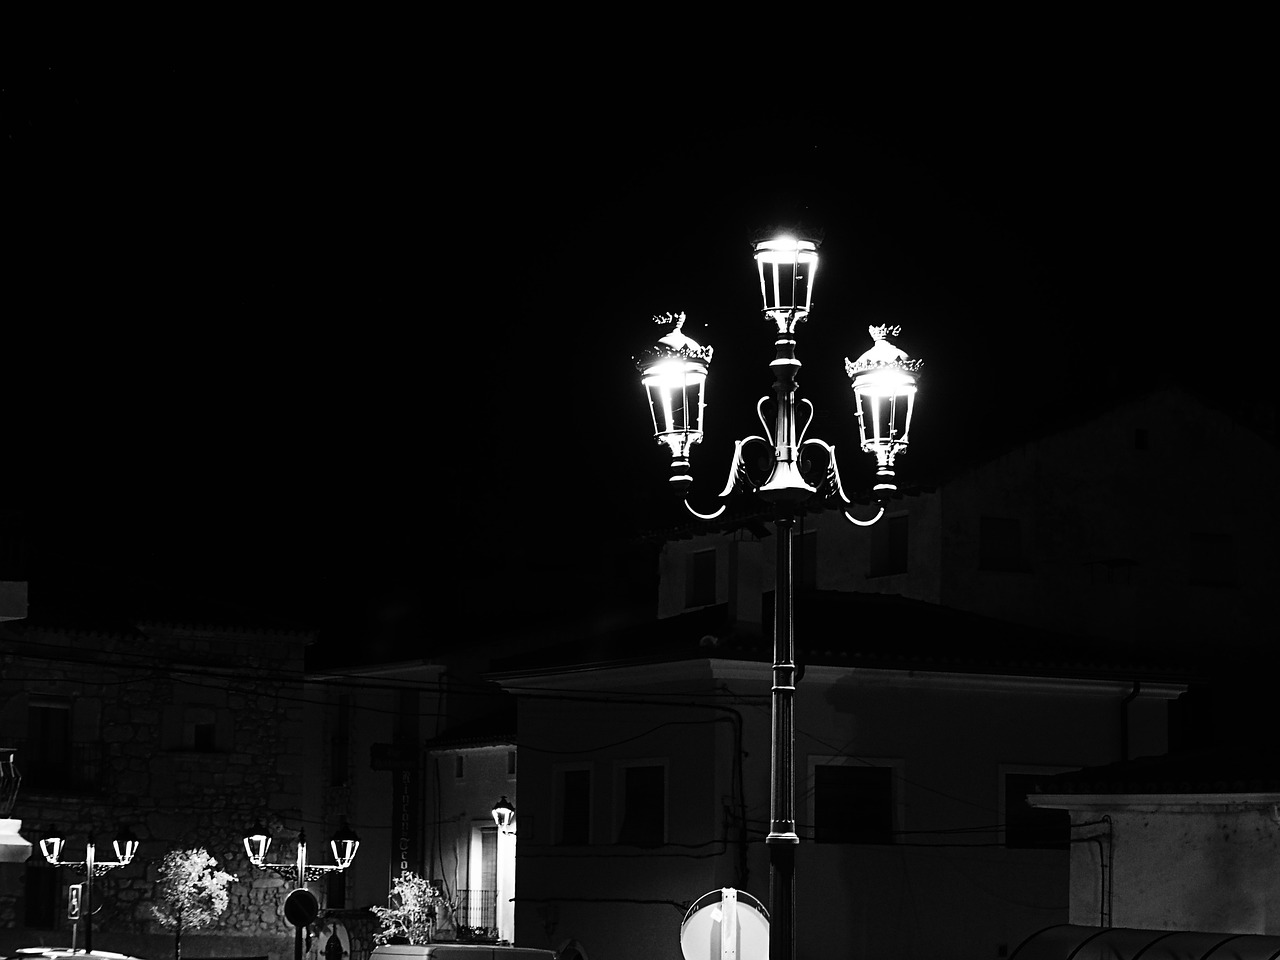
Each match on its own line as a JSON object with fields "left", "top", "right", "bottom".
{"left": 555, "top": 766, "right": 592, "bottom": 845}
{"left": 330, "top": 696, "right": 351, "bottom": 786}
{"left": 507, "top": 751, "right": 516, "bottom": 776}
{"left": 812, "top": 761, "right": 897, "bottom": 844}
{"left": 1002, "top": 770, "right": 1070, "bottom": 849}
{"left": 185, "top": 707, "right": 218, "bottom": 752}
{"left": 26, "top": 700, "right": 72, "bottom": 787}
{"left": 325, "top": 867, "right": 347, "bottom": 909}
{"left": 454, "top": 755, "right": 465, "bottom": 779}
{"left": 980, "top": 517, "right": 1026, "bottom": 572}
{"left": 617, "top": 763, "right": 666, "bottom": 846}
{"left": 686, "top": 549, "right": 716, "bottom": 607}
{"left": 869, "top": 514, "right": 908, "bottom": 577}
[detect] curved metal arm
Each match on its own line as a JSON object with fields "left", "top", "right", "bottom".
{"left": 680, "top": 434, "right": 772, "bottom": 521}
{"left": 798, "top": 438, "right": 885, "bottom": 527}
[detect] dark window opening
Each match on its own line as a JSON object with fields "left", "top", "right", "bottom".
{"left": 26, "top": 702, "right": 72, "bottom": 787}
{"left": 325, "top": 868, "right": 347, "bottom": 909}
{"left": 618, "top": 764, "right": 665, "bottom": 846}
{"left": 192, "top": 721, "right": 217, "bottom": 752}
{"left": 557, "top": 769, "right": 591, "bottom": 845}
{"left": 687, "top": 549, "right": 716, "bottom": 607}
{"left": 1005, "top": 773, "right": 1069, "bottom": 849}
{"left": 869, "top": 514, "right": 908, "bottom": 577}
{"left": 331, "top": 696, "right": 351, "bottom": 786}
{"left": 814, "top": 764, "right": 894, "bottom": 844}
{"left": 454, "top": 755, "right": 465, "bottom": 779}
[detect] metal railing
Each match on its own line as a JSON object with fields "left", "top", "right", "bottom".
{"left": 456, "top": 888, "right": 496, "bottom": 933}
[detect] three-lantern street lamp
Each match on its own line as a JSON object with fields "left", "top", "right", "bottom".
{"left": 40, "top": 826, "right": 140, "bottom": 954}
{"left": 636, "top": 235, "right": 923, "bottom": 960}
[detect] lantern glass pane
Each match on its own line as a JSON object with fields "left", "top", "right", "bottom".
{"left": 754, "top": 237, "right": 819, "bottom": 315}
{"left": 854, "top": 367, "right": 916, "bottom": 453}
{"left": 643, "top": 361, "right": 706, "bottom": 451}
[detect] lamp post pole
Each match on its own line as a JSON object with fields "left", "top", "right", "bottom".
{"left": 637, "top": 235, "right": 922, "bottom": 960}
{"left": 767, "top": 505, "right": 798, "bottom": 960}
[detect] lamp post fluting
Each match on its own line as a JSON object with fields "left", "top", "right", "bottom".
{"left": 637, "top": 235, "right": 922, "bottom": 960}
{"left": 40, "top": 826, "right": 140, "bottom": 954}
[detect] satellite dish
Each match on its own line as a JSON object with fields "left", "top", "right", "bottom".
{"left": 680, "top": 887, "right": 769, "bottom": 960}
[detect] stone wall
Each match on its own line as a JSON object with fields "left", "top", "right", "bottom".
{"left": 0, "top": 621, "right": 333, "bottom": 949}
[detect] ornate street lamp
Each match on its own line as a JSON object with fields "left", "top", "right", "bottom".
{"left": 40, "top": 825, "right": 140, "bottom": 954}
{"left": 636, "top": 235, "right": 923, "bottom": 960}
{"left": 638, "top": 311, "right": 714, "bottom": 492}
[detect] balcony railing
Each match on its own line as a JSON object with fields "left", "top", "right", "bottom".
{"left": 455, "top": 888, "right": 496, "bottom": 936}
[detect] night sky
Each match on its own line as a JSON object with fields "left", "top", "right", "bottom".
{"left": 4, "top": 45, "right": 1270, "bottom": 663}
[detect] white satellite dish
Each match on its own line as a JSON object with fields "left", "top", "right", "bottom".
{"left": 680, "top": 887, "right": 769, "bottom": 960}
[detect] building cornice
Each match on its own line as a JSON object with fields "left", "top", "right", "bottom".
{"left": 1029, "top": 792, "right": 1280, "bottom": 812}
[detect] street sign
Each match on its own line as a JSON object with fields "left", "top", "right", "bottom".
{"left": 68, "top": 883, "right": 82, "bottom": 921}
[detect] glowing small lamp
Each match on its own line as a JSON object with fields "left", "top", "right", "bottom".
{"left": 39, "top": 830, "right": 65, "bottom": 864}
{"left": 243, "top": 822, "right": 272, "bottom": 866}
{"left": 113, "top": 825, "right": 140, "bottom": 865}
{"left": 636, "top": 312, "right": 714, "bottom": 492}
{"left": 329, "top": 818, "right": 360, "bottom": 870}
{"left": 753, "top": 236, "right": 820, "bottom": 330}
{"left": 491, "top": 796, "right": 516, "bottom": 833}
{"left": 845, "top": 325, "right": 923, "bottom": 500}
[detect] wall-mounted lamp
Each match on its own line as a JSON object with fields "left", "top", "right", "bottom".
{"left": 491, "top": 797, "right": 516, "bottom": 834}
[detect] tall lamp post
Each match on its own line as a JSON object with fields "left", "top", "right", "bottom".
{"left": 243, "top": 819, "right": 360, "bottom": 960}
{"left": 636, "top": 236, "right": 922, "bottom": 960}
{"left": 40, "top": 826, "right": 140, "bottom": 954}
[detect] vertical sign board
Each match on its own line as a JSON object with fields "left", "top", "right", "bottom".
{"left": 67, "top": 883, "right": 82, "bottom": 920}
{"left": 391, "top": 765, "right": 422, "bottom": 885}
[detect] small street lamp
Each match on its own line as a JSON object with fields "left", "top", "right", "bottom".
{"left": 636, "top": 235, "right": 923, "bottom": 960}
{"left": 39, "top": 825, "right": 140, "bottom": 954}
{"left": 243, "top": 819, "right": 360, "bottom": 960}
{"left": 490, "top": 797, "right": 516, "bottom": 834}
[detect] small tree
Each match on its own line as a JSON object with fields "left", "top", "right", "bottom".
{"left": 152, "top": 847, "right": 236, "bottom": 960}
{"left": 372, "top": 871, "right": 448, "bottom": 945}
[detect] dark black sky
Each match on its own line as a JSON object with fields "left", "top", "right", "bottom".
{"left": 4, "top": 44, "right": 1270, "bottom": 660}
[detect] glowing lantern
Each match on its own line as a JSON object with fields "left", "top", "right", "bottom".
{"left": 845, "top": 325, "right": 923, "bottom": 500}
{"left": 636, "top": 312, "right": 714, "bottom": 491}
{"left": 753, "top": 236, "right": 819, "bottom": 329}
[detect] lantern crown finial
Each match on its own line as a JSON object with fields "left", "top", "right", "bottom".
{"left": 846, "top": 325, "right": 923, "bottom": 379}
{"left": 636, "top": 312, "right": 713, "bottom": 370}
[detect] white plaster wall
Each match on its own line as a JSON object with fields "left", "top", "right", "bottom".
{"left": 1068, "top": 803, "right": 1280, "bottom": 934}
